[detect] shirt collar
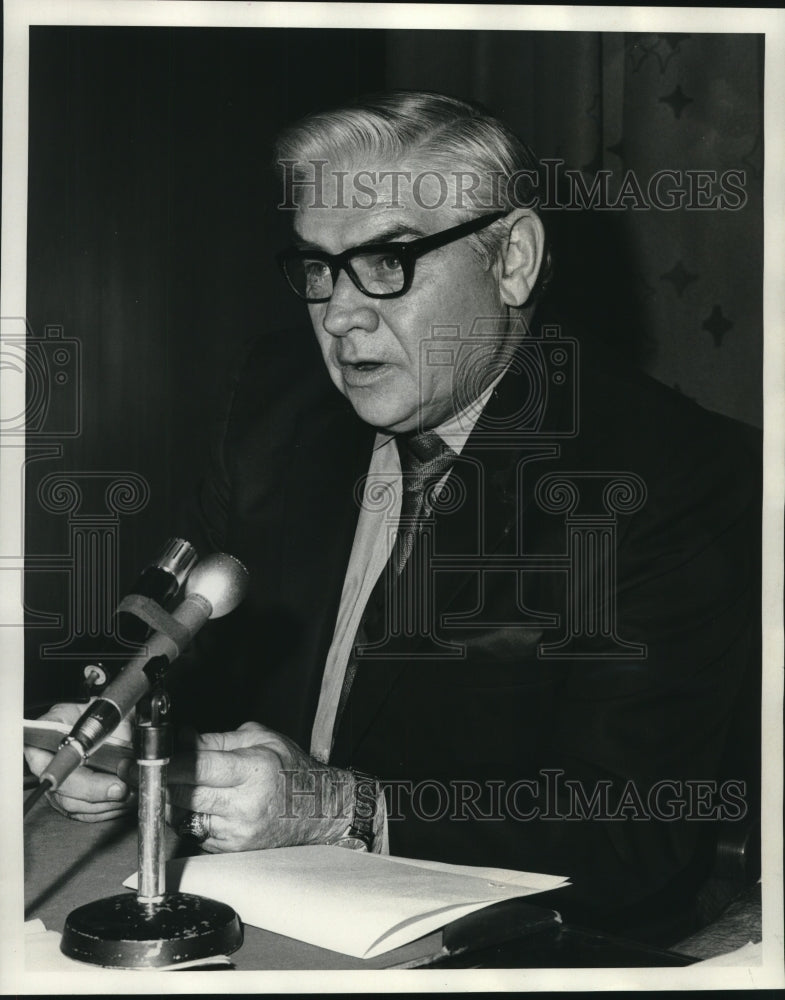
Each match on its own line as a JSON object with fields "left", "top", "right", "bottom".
{"left": 372, "top": 361, "right": 511, "bottom": 456}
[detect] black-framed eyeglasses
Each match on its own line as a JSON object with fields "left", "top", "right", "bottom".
{"left": 276, "top": 210, "right": 505, "bottom": 303}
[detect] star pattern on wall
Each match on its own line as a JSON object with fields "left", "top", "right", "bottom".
{"left": 659, "top": 85, "right": 693, "bottom": 119}
{"left": 702, "top": 305, "right": 733, "bottom": 347}
{"left": 628, "top": 33, "right": 692, "bottom": 74}
{"left": 660, "top": 260, "right": 699, "bottom": 297}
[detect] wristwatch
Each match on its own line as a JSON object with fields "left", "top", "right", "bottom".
{"left": 331, "top": 769, "right": 378, "bottom": 851}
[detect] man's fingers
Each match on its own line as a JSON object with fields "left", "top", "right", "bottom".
{"left": 197, "top": 813, "right": 234, "bottom": 853}
{"left": 49, "top": 788, "right": 136, "bottom": 815}
{"left": 172, "top": 723, "right": 283, "bottom": 756}
{"left": 49, "top": 766, "right": 131, "bottom": 804}
{"left": 193, "top": 722, "right": 271, "bottom": 753}
{"left": 166, "top": 802, "right": 230, "bottom": 852}
{"left": 23, "top": 745, "right": 54, "bottom": 779}
{"left": 25, "top": 711, "right": 134, "bottom": 820}
{"left": 188, "top": 730, "right": 229, "bottom": 752}
{"left": 166, "top": 749, "right": 258, "bottom": 788}
{"left": 167, "top": 804, "right": 236, "bottom": 853}
{"left": 46, "top": 789, "right": 135, "bottom": 821}
{"left": 68, "top": 811, "right": 132, "bottom": 824}
{"left": 166, "top": 783, "right": 234, "bottom": 816}
{"left": 37, "top": 702, "right": 86, "bottom": 727}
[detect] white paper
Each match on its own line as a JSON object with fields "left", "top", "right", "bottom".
{"left": 24, "top": 919, "right": 231, "bottom": 971}
{"left": 23, "top": 717, "right": 131, "bottom": 747}
{"left": 695, "top": 941, "right": 762, "bottom": 966}
{"left": 25, "top": 920, "right": 80, "bottom": 973}
{"left": 23, "top": 718, "right": 133, "bottom": 776}
{"left": 381, "top": 853, "right": 569, "bottom": 889}
{"left": 124, "top": 845, "right": 568, "bottom": 959}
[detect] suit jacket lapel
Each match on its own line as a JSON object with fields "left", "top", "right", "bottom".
{"left": 331, "top": 335, "right": 568, "bottom": 764}
{"left": 284, "top": 395, "right": 375, "bottom": 670}
{"left": 262, "top": 381, "right": 375, "bottom": 747}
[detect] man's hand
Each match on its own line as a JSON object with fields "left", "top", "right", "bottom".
{"left": 23, "top": 703, "right": 136, "bottom": 822}
{"left": 150, "top": 722, "right": 354, "bottom": 853}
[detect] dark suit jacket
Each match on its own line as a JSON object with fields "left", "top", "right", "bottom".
{"left": 171, "top": 317, "right": 760, "bottom": 939}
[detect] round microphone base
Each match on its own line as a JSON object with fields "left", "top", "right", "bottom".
{"left": 60, "top": 891, "right": 243, "bottom": 968}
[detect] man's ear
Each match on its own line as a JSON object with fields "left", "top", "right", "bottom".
{"left": 496, "top": 209, "right": 545, "bottom": 308}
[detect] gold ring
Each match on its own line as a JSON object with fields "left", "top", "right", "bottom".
{"left": 178, "top": 810, "right": 210, "bottom": 844}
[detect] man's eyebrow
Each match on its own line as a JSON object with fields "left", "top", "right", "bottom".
{"left": 293, "top": 222, "right": 428, "bottom": 253}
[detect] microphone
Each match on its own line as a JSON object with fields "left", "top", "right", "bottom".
{"left": 82, "top": 537, "right": 198, "bottom": 692}
{"left": 39, "top": 552, "right": 249, "bottom": 792}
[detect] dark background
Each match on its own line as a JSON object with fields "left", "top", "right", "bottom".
{"left": 22, "top": 27, "right": 763, "bottom": 706}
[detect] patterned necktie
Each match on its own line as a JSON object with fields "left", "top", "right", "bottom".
{"left": 333, "top": 432, "right": 457, "bottom": 742}
{"left": 389, "top": 431, "right": 459, "bottom": 575}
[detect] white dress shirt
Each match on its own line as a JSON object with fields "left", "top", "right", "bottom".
{"left": 310, "top": 378, "right": 500, "bottom": 764}
{"left": 309, "top": 373, "right": 505, "bottom": 850}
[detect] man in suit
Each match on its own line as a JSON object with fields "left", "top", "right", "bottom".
{"left": 26, "top": 92, "right": 759, "bottom": 938}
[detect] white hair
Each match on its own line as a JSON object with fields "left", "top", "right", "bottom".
{"left": 275, "top": 90, "right": 552, "bottom": 295}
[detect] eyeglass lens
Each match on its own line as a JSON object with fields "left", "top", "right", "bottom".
{"left": 289, "top": 250, "right": 406, "bottom": 300}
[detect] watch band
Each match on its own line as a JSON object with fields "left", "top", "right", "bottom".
{"left": 347, "top": 769, "right": 377, "bottom": 849}
{"left": 330, "top": 769, "right": 378, "bottom": 851}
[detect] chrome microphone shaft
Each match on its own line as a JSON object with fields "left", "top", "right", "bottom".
{"left": 135, "top": 688, "right": 171, "bottom": 903}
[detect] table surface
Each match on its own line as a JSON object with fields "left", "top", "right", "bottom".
{"left": 25, "top": 803, "right": 432, "bottom": 970}
{"left": 24, "top": 799, "right": 755, "bottom": 971}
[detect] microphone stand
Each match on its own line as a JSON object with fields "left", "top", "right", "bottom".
{"left": 59, "top": 668, "right": 243, "bottom": 968}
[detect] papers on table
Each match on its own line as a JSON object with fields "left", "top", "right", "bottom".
{"left": 694, "top": 941, "right": 762, "bottom": 966}
{"left": 24, "top": 920, "right": 232, "bottom": 971}
{"left": 125, "top": 845, "right": 568, "bottom": 959}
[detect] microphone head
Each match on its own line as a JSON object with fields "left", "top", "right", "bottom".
{"left": 153, "top": 537, "right": 198, "bottom": 590}
{"left": 184, "top": 552, "right": 250, "bottom": 618}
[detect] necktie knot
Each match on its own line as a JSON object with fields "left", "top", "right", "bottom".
{"left": 397, "top": 431, "right": 456, "bottom": 480}
{"left": 395, "top": 431, "right": 456, "bottom": 531}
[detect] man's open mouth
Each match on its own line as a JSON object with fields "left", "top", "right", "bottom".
{"left": 339, "top": 359, "right": 392, "bottom": 386}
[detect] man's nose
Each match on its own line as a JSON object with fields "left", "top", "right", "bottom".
{"left": 321, "top": 268, "right": 379, "bottom": 337}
